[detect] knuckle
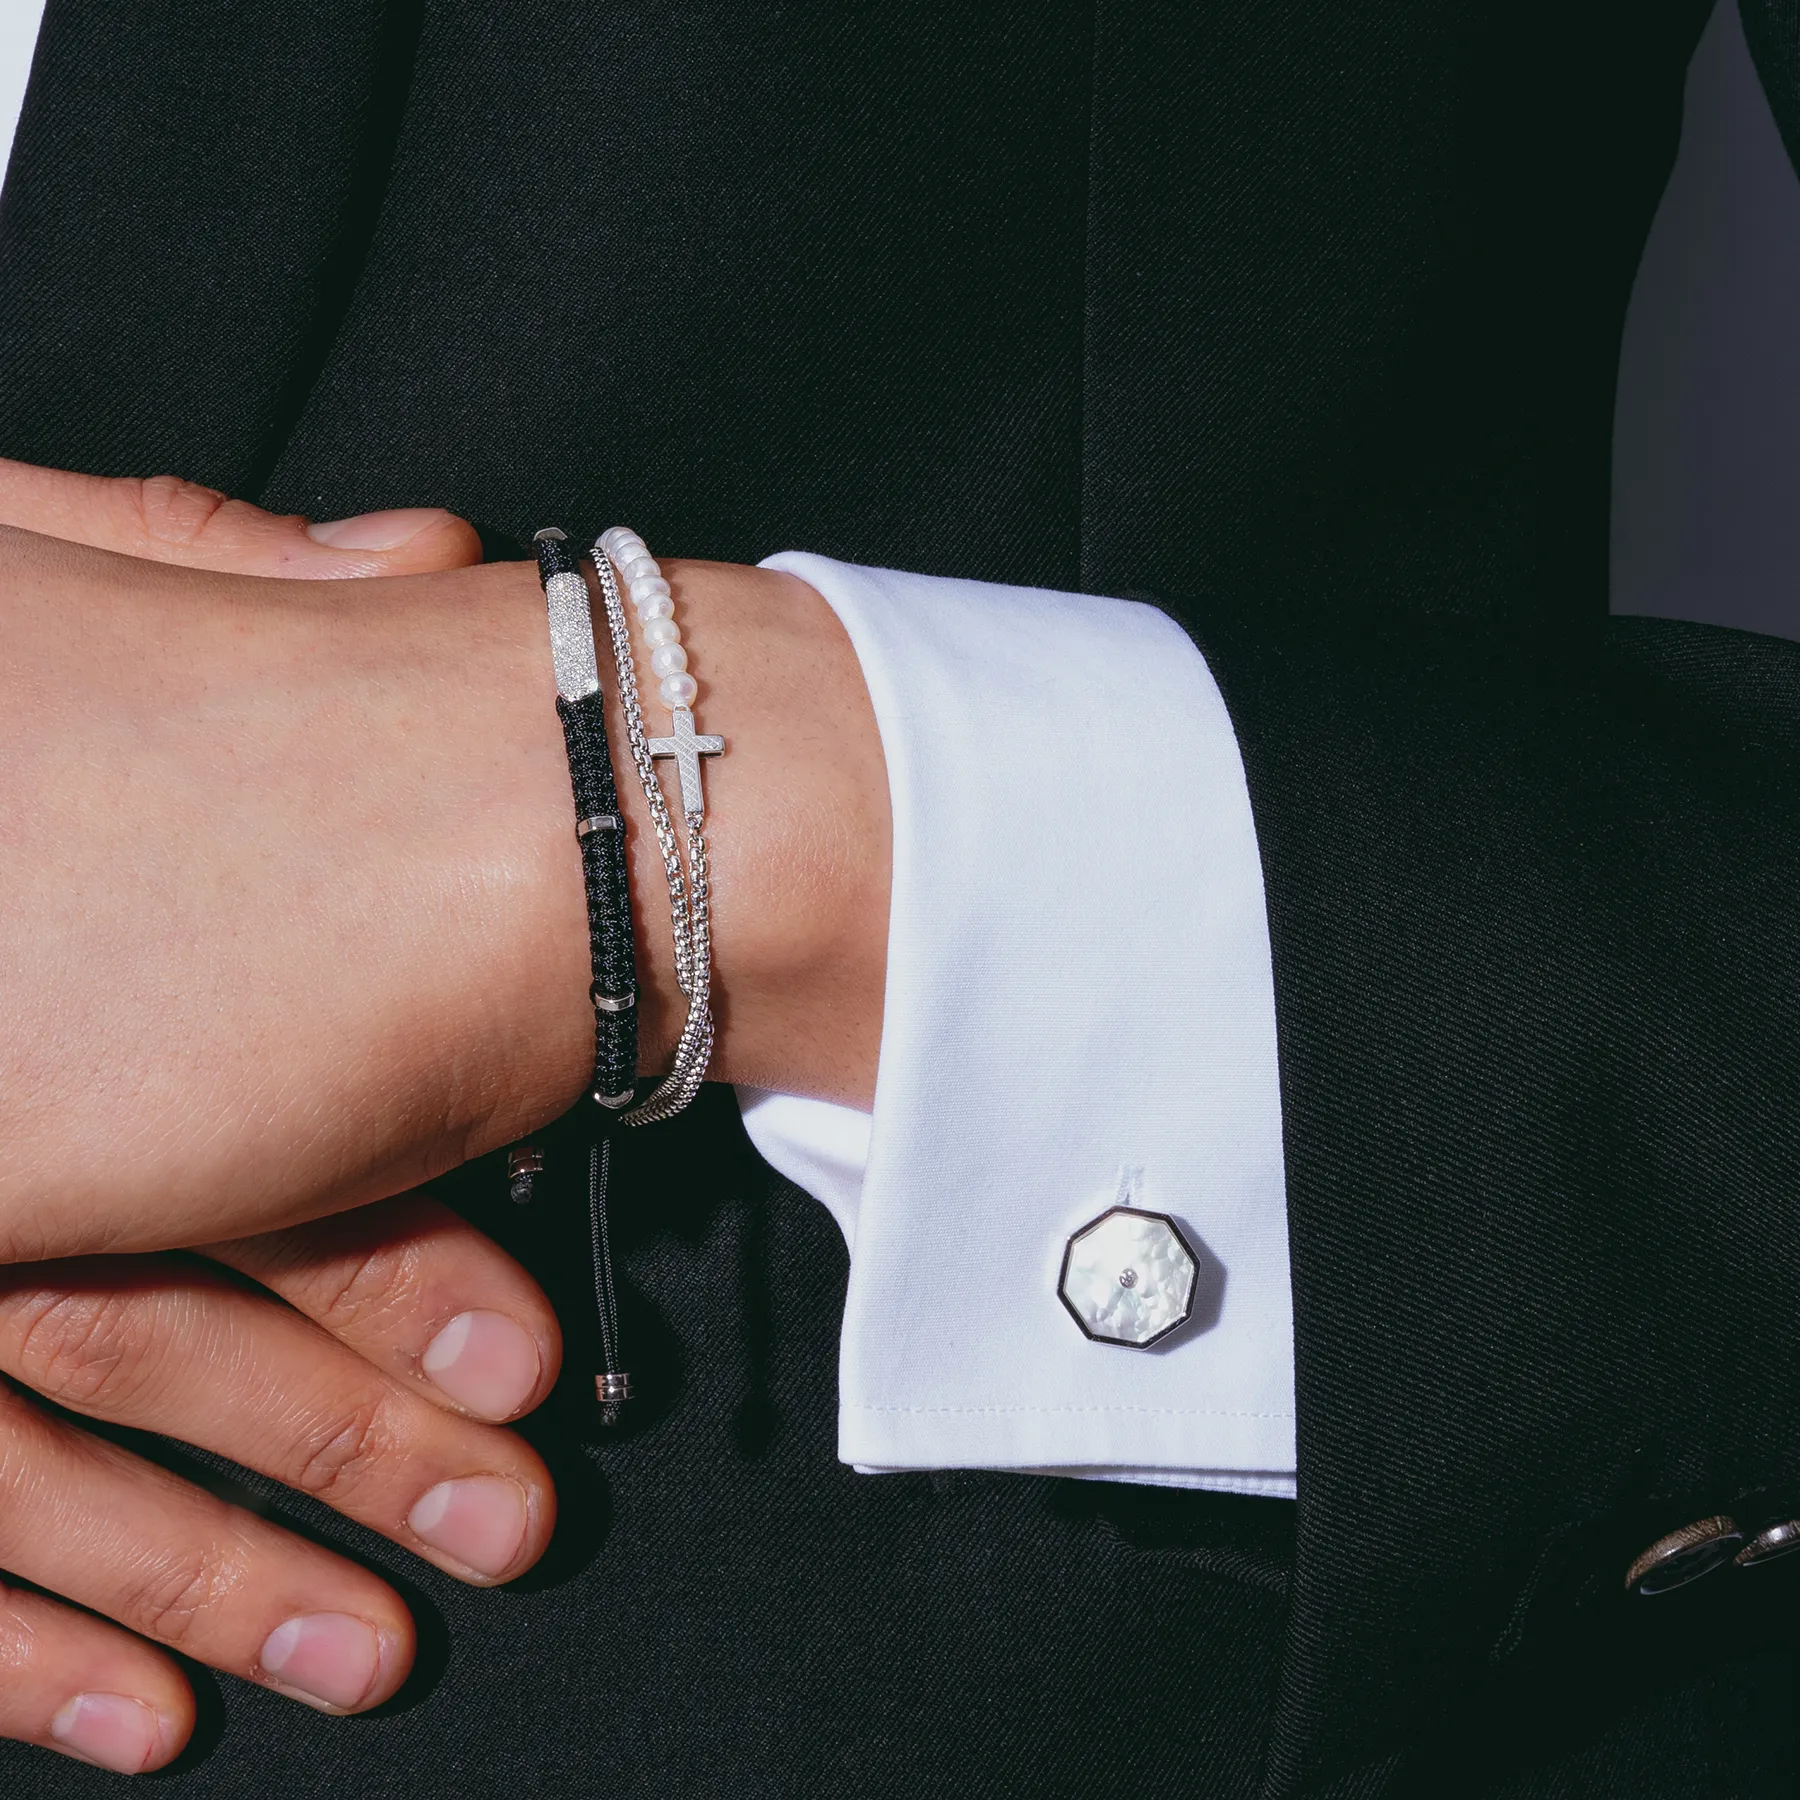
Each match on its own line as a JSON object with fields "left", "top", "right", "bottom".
{"left": 0, "top": 1385, "right": 38, "bottom": 1500}
{"left": 0, "top": 1288, "right": 160, "bottom": 1409}
{"left": 312, "top": 1242, "right": 425, "bottom": 1342}
{"left": 119, "top": 1543, "right": 243, "bottom": 1649}
{"left": 290, "top": 1391, "right": 394, "bottom": 1506}
{"left": 0, "top": 1585, "right": 35, "bottom": 1677}
{"left": 125, "top": 474, "right": 233, "bottom": 547}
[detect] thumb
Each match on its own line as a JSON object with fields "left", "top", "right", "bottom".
{"left": 0, "top": 458, "right": 484, "bottom": 578}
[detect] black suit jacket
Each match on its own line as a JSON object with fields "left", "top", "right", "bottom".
{"left": 2, "top": 3, "right": 1797, "bottom": 1794}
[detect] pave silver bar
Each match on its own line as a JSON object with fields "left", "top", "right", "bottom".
{"left": 541, "top": 530, "right": 602, "bottom": 698}
{"left": 546, "top": 569, "right": 600, "bottom": 698}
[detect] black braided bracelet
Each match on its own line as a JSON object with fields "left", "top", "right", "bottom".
{"left": 535, "top": 527, "right": 638, "bottom": 1111}
{"left": 510, "top": 526, "right": 639, "bottom": 1423}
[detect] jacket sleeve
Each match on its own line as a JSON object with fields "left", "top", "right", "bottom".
{"left": 1173, "top": 593, "right": 1800, "bottom": 1795}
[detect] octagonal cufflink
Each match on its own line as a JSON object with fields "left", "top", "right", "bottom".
{"left": 1058, "top": 1182, "right": 1199, "bottom": 1349}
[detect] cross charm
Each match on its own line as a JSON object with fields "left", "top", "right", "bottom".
{"left": 648, "top": 707, "right": 725, "bottom": 819}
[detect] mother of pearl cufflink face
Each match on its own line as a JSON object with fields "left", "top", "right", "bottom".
{"left": 1058, "top": 1205, "right": 1199, "bottom": 1348}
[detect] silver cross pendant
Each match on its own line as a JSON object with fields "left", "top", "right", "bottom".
{"left": 648, "top": 707, "right": 725, "bottom": 819}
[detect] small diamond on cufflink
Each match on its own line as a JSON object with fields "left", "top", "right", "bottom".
{"left": 1059, "top": 1182, "right": 1199, "bottom": 1349}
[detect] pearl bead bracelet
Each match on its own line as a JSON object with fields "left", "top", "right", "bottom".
{"left": 589, "top": 528, "right": 724, "bottom": 1125}
{"left": 607, "top": 536, "right": 698, "bottom": 711}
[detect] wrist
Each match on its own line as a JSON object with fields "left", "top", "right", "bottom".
{"left": 440, "top": 552, "right": 889, "bottom": 1161}
{"left": 607, "top": 558, "right": 889, "bottom": 1107}
{"left": 0, "top": 534, "right": 884, "bottom": 1261}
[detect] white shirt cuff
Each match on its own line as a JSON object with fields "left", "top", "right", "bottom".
{"left": 746, "top": 555, "right": 1295, "bottom": 1497}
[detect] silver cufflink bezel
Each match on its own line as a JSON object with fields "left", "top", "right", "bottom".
{"left": 1057, "top": 1203, "right": 1200, "bottom": 1350}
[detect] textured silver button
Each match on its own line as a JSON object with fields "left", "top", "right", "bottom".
{"left": 1625, "top": 1516, "right": 1743, "bottom": 1595}
{"left": 1058, "top": 1205, "right": 1198, "bottom": 1348}
{"left": 1737, "top": 1519, "right": 1800, "bottom": 1568}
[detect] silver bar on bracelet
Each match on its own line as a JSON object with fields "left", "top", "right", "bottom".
{"left": 534, "top": 529, "right": 601, "bottom": 701}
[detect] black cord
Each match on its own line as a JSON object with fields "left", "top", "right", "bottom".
{"left": 588, "top": 1137, "right": 627, "bottom": 1424}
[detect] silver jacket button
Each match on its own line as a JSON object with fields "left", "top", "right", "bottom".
{"left": 1737, "top": 1519, "right": 1800, "bottom": 1568}
{"left": 1058, "top": 1205, "right": 1198, "bottom": 1348}
{"left": 1625, "top": 1516, "right": 1743, "bottom": 1595}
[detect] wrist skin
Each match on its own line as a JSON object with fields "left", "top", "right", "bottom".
{"left": 463, "top": 554, "right": 890, "bottom": 1136}
{"left": 0, "top": 531, "right": 886, "bottom": 1263}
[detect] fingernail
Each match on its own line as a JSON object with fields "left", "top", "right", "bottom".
{"left": 50, "top": 1693, "right": 162, "bottom": 1774}
{"left": 259, "top": 1612, "right": 384, "bottom": 1712}
{"left": 421, "top": 1310, "right": 542, "bottom": 1420}
{"left": 305, "top": 507, "right": 451, "bottom": 551}
{"left": 409, "top": 1476, "right": 529, "bottom": 1580}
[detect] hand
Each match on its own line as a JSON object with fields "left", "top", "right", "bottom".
{"left": 0, "top": 456, "right": 885, "bottom": 1773}
{"left": 0, "top": 1194, "right": 561, "bottom": 1773}
{"left": 0, "top": 463, "right": 557, "bottom": 1773}
{"left": 0, "top": 466, "right": 888, "bottom": 1265}
{"left": 0, "top": 457, "right": 482, "bottom": 579}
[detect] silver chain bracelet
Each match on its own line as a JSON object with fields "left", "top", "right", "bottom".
{"left": 590, "top": 530, "right": 722, "bottom": 1126}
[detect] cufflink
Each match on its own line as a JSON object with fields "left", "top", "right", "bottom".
{"left": 1058, "top": 1180, "right": 1199, "bottom": 1349}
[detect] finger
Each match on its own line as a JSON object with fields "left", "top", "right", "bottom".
{"left": 0, "top": 1260, "right": 555, "bottom": 1587}
{"left": 0, "top": 457, "right": 483, "bottom": 577}
{"left": 0, "top": 1579, "right": 194, "bottom": 1773}
{"left": 205, "top": 1194, "right": 563, "bottom": 1424}
{"left": 0, "top": 1384, "right": 414, "bottom": 1714}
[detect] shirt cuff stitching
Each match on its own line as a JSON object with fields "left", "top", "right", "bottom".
{"left": 848, "top": 1403, "right": 1295, "bottom": 1419}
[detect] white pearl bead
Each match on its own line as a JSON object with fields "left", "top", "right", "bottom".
{"left": 642, "top": 616, "right": 680, "bottom": 647}
{"left": 622, "top": 555, "right": 659, "bottom": 585}
{"left": 601, "top": 527, "right": 641, "bottom": 557}
{"left": 637, "top": 592, "right": 675, "bottom": 621}
{"left": 660, "top": 672, "right": 698, "bottom": 708}
{"left": 650, "top": 642, "right": 689, "bottom": 678}
{"left": 628, "top": 575, "right": 671, "bottom": 605}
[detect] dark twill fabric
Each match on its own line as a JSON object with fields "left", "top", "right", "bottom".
{"left": 1, "top": 2, "right": 1798, "bottom": 1795}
